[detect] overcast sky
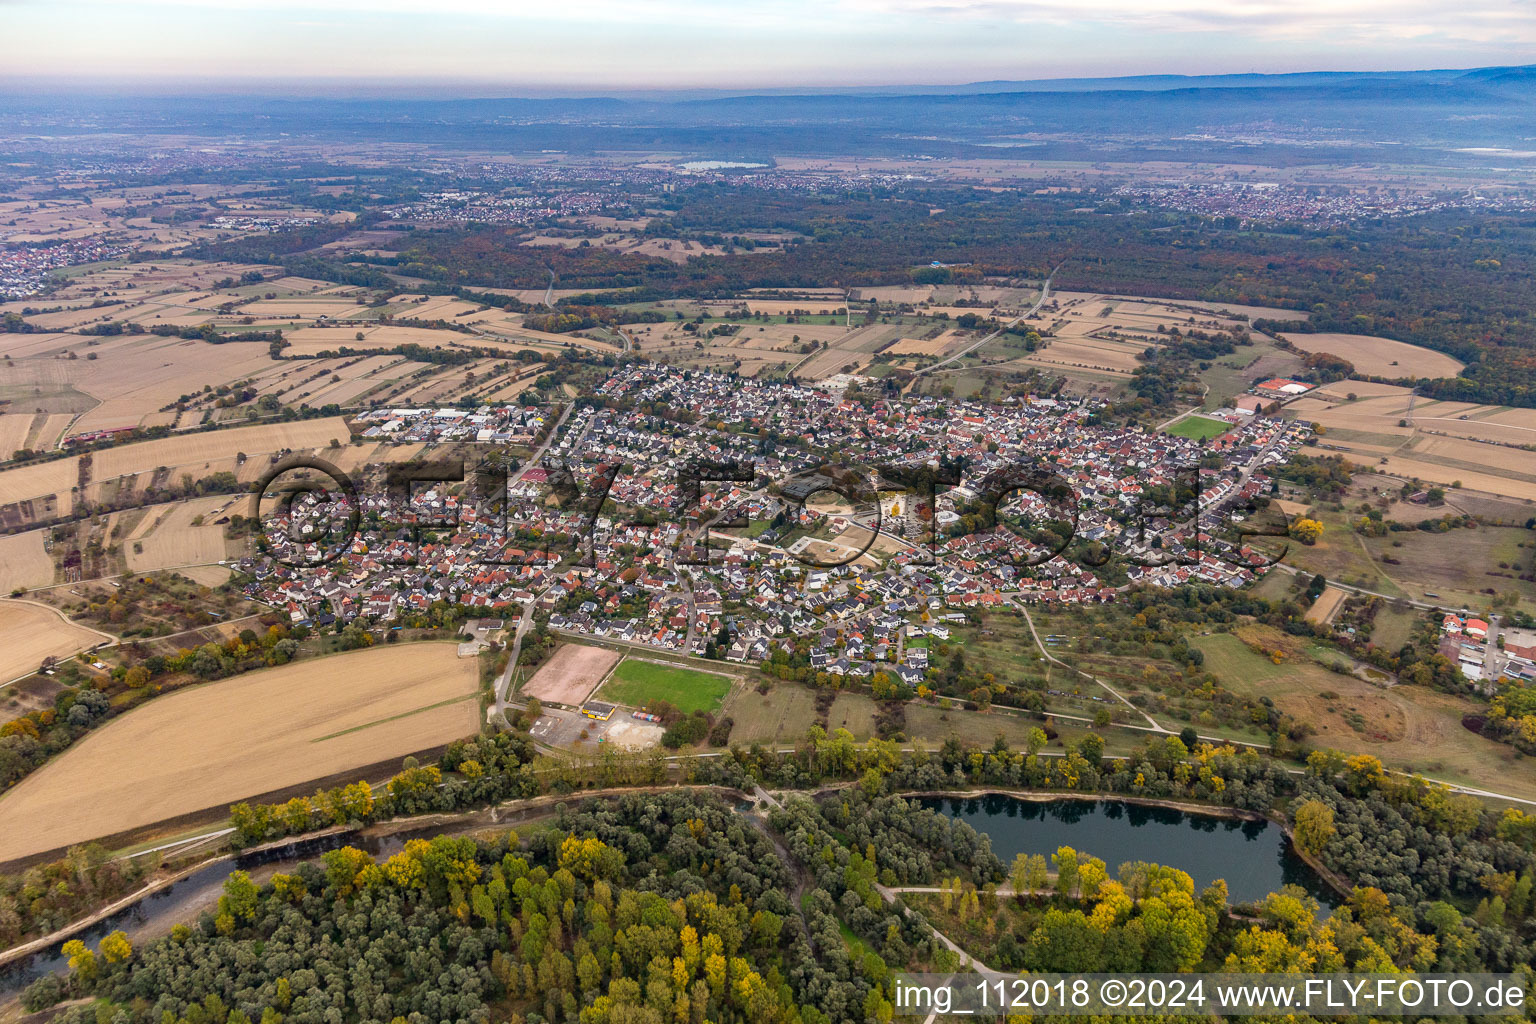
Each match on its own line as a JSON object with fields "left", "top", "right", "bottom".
{"left": 3, "top": 0, "right": 1534, "bottom": 92}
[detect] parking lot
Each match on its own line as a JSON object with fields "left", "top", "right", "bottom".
{"left": 529, "top": 707, "right": 665, "bottom": 751}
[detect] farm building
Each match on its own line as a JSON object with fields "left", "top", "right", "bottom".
{"left": 1504, "top": 628, "right": 1536, "bottom": 662}
{"left": 1254, "top": 378, "right": 1315, "bottom": 397}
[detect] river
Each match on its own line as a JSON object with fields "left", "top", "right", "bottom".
{"left": 919, "top": 794, "right": 1339, "bottom": 907}
{"left": 0, "top": 830, "right": 423, "bottom": 997}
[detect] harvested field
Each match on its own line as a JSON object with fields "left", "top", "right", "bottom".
{"left": 0, "top": 458, "right": 76, "bottom": 508}
{"left": 1313, "top": 380, "right": 1412, "bottom": 400}
{"left": 1280, "top": 332, "right": 1464, "bottom": 378}
{"left": 125, "top": 494, "right": 240, "bottom": 571}
{"left": 1306, "top": 447, "right": 1536, "bottom": 503}
{"left": 888, "top": 332, "right": 963, "bottom": 356}
{"left": 520, "top": 643, "right": 622, "bottom": 705}
{"left": 283, "top": 325, "right": 481, "bottom": 352}
{"left": 0, "top": 599, "right": 111, "bottom": 683}
{"left": 0, "top": 415, "right": 33, "bottom": 460}
{"left": 850, "top": 285, "right": 934, "bottom": 303}
{"left": 94, "top": 418, "right": 350, "bottom": 478}
{"left": 1024, "top": 336, "right": 1145, "bottom": 374}
{"left": 179, "top": 564, "right": 234, "bottom": 587}
{"left": 0, "top": 530, "right": 55, "bottom": 593}
{"left": 0, "top": 642, "right": 479, "bottom": 862}
{"left": 797, "top": 324, "right": 908, "bottom": 380}
{"left": 239, "top": 298, "right": 367, "bottom": 318}
{"left": 741, "top": 300, "right": 846, "bottom": 316}
{"left": 1187, "top": 301, "right": 1308, "bottom": 321}
{"left": 4, "top": 335, "right": 275, "bottom": 436}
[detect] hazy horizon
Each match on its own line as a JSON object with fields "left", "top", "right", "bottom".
{"left": 0, "top": 62, "right": 1529, "bottom": 102}
{"left": 3, "top": 0, "right": 1534, "bottom": 93}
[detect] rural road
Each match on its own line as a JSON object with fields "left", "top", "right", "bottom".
{"left": 1269, "top": 563, "right": 1447, "bottom": 612}
{"left": 489, "top": 402, "right": 578, "bottom": 725}
{"left": 0, "top": 597, "right": 121, "bottom": 689}
{"left": 1153, "top": 383, "right": 1212, "bottom": 432}
{"left": 1013, "top": 598, "right": 1162, "bottom": 730}
{"left": 916, "top": 265, "right": 1060, "bottom": 376}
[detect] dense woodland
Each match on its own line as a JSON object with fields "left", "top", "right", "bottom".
{"left": 23, "top": 730, "right": 1536, "bottom": 1022}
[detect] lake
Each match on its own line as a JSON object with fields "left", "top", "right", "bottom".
{"left": 919, "top": 794, "right": 1339, "bottom": 907}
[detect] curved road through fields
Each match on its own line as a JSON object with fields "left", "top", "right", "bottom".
{"left": 916, "top": 265, "right": 1061, "bottom": 376}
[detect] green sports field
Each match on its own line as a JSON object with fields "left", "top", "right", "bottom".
{"left": 597, "top": 658, "right": 732, "bottom": 714}
{"left": 1165, "top": 415, "right": 1231, "bottom": 441}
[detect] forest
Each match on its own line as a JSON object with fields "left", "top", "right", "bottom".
{"left": 24, "top": 729, "right": 1536, "bottom": 1023}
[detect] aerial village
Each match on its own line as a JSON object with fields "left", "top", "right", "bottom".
{"left": 242, "top": 364, "right": 1314, "bottom": 680}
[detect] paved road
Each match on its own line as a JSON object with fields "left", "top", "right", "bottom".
{"left": 916, "top": 267, "right": 1059, "bottom": 376}
{"left": 488, "top": 402, "right": 578, "bottom": 724}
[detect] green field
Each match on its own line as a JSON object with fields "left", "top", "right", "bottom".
{"left": 1363, "top": 525, "right": 1536, "bottom": 615}
{"left": 1165, "top": 414, "right": 1232, "bottom": 441}
{"left": 1369, "top": 603, "right": 1423, "bottom": 651}
{"left": 723, "top": 683, "right": 821, "bottom": 744}
{"left": 1196, "top": 333, "right": 1304, "bottom": 411}
{"left": 597, "top": 658, "right": 732, "bottom": 714}
{"left": 1191, "top": 624, "right": 1536, "bottom": 800}
{"left": 826, "top": 692, "right": 878, "bottom": 737}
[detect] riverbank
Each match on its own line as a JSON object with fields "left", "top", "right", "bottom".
{"left": 896, "top": 788, "right": 1271, "bottom": 823}
{"left": 0, "top": 783, "right": 755, "bottom": 984}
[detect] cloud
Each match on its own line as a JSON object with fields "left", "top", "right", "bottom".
{"left": 833, "top": 0, "right": 1536, "bottom": 44}
{"left": 17, "top": 0, "right": 797, "bottom": 26}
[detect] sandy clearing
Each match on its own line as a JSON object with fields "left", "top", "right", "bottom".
{"left": 0, "top": 642, "right": 479, "bottom": 861}
{"left": 0, "top": 600, "right": 109, "bottom": 683}
{"left": 1305, "top": 586, "right": 1348, "bottom": 625}
{"left": 604, "top": 719, "right": 665, "bottom": 750}
{"left": 521, "top": 643, "right": 622, "bottom": 706}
